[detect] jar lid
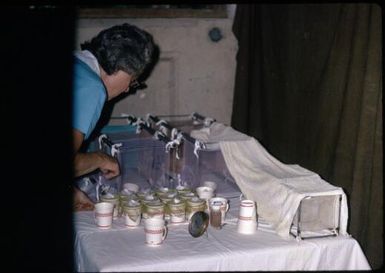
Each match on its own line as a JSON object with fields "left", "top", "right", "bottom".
{"left": 144, "top": 194, "right": 156, "bottom": 201}
{"left": 188, "top": 196, "right": 204, "bottom": 203}
{"left": 182, "top": 192, "right": 195, "bottom": 197}
{"left": 188, "top": 211, "right": 209, "bottom": 238}
{"left": 176, "top": 185, "right": 191, "bottom": 193}
{"left": 123, "top": 199, "right": 141, "bottom": 208}
{"left": 146, "top": 200, "right": 164, "bottom": 208}
{"left": 157, "top": 187, "right": 169, "bottom": 193}
{"left": 167, "top": 192, "right": 177, "bottom": 198}
{"left": 170, "top": 197, "right": 183, "bottom": 205}
{"left": 100, "top": 193, "right": 118, "bottom": 200}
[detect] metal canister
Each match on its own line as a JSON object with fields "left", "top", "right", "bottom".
{"left": 186, "top": 197, "right": 206, "bottom": 221}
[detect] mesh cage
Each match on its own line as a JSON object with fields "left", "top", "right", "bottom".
{"left": 101, "top": 130, "right": 170, "bottom": 191}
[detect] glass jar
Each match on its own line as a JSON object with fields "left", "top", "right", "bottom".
{"left": 176, "top": 185, "right": 192, "bottom": 196}
{"left": 118, "top": 192, "right": 138, "bottom": 217}
{"left": 180, "top": 192, "right": 197, "bottom": 202}
{"left": 209, "top": 204, "right": 222, "bottom": 229}
{"left": 122, "top": 200, "right": 141, "bottom": 227}
{"left": 100, "top": 193, "right": 119, "bottom": 219}
{"left": 143, "top": 200, "right": 165, "bottom": 219}
{"left": 168, "top": 198, "right": 186, "bottom": 224}
{"left": 186, "top": 197, "right": 206, "bottom": 221}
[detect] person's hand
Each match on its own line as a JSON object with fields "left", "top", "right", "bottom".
{"left": 73, "top": 151, "right": 120, "bottom": 179}
{"left": 96, "top": 151, "right": 120, "bottom": 179}
{"left": 73, "top": 186, "right": 94, "bottom": 211}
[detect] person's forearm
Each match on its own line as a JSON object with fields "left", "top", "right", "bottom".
{"left": 73, "top": 152, "right": 103, "bottom": 177}
{"left": 74, "top": 151, "right": 120, "bottom": 179}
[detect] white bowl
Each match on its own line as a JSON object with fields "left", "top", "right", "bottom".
{"left": 202, "top": 181, "right": 217, "bottom": 192}
{"left": 196, "top": 186, "right": 214, "bottom": 200}
{"left": 123, "top": 183, "right": 139, "bottom": 193}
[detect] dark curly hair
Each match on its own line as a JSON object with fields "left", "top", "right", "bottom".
{"left": 80, "top": 23, "right": 155, "bottom": 77}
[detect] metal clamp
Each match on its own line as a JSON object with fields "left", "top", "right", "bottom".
{"left": 111, "top": 143, "right": 122, "bottom": 158}
{"left": 166, "top": 133, "right": 183, "bottom": 159}
{"left": 157, "top": 120, "right": 169, "bottom": 136}
{"left": 125, "top": 114, "right": 137, "bottom": 125}
{"left": 98, "top": 134, "right": 108, "bottom": 150}
{"left": 171, "top": 128, "right": 180, "bottom": 140}
{"left": 193, "top": 140, "right": 205, "bottom": 158}
{"left": 204, "top": 117, "right": 215, "bottom": 127}
{"left": 134, "top": 118, "right": 148, "bottom": 134}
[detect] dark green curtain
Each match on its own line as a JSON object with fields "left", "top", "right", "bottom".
{"left": 232, "top": 3, "right": 382, "bottom": 269}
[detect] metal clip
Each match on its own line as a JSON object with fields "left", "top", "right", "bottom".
{"left": 165, "top": 134, "right": 182, "bottom": 158}
{"left": 156, "top": 119, "right": 168, "bottom": 127}
{"left": 145, "top": 113, "right": 151, "bottom": 123}
{"left": 171, "top": 128, "right": 179, "bottom": 140}
{"left": 134, "top": 118, "right": 147, "bottom": 134}
{"left": 98, "top": 134, "right": 108, "bottom": 150}
{"left": 111, "top": 143, "right": 122, "bottom": 158}
{"left": 193, "top": 140, "right": 205, "bottom": 158}
{"left": 204, "top": 117, "right": 215, "bottom": 127}
{"left": 159, "top": 125, "right": 169, "bottom": 136}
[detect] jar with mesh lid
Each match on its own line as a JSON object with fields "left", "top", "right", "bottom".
{"left": 186, "top": 197, "right": 206, "bottom": 221}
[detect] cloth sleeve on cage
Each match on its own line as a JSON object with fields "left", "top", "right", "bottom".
{"left": 191, "top": 122, "right": 348, "bottom": 239}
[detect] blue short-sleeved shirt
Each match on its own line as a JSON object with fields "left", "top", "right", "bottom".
{"left": 72, "top": 57, "right": 107, "bottom": 140}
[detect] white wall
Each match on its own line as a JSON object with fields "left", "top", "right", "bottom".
{"left": 75, "top": 5, "right": 237, "bottom": 125}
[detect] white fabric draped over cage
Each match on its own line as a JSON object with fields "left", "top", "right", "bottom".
{"left": 191, "top": 122, "right": 348, "bottom": 239}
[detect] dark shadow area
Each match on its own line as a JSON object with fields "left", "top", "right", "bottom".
{"left": 1, "top": 6, "right": 75, "bottom": 271}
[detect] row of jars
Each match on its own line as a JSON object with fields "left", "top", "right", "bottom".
{"left": 99, "top": 186, "right": 207, "bottom": 224}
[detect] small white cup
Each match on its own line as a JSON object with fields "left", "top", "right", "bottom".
{"left": 237, "top": 200, "right": 257, "bottom": 234}
{"left": 94, "top": 202, "right": 114, "bottom": 229}
{"left": 196, "top": 186, "right": 214, "bottom": 200}
{"left": 209, "top": 197, "right": 229, "bottom": 223}
{"left": 144, "top": 218, "right": 168, "bottom": 246}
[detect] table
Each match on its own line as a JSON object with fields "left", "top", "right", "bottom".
{"left": 74, "top": 193, "right": 371, "bottom": 271}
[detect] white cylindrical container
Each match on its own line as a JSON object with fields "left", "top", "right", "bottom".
{"left": 237, "top": 200, "right": 257, "bottom": 234}
{"left": 144, "top": 218, "right": 168, "bottom": 246}
{"left": 94, "top": 202, "right": 114, "bottom": 229}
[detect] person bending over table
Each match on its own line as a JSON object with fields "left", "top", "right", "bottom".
{"left": 72, "top": 23, "right": 156, "bottom": 211}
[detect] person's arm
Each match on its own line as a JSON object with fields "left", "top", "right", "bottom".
{"left": 72, "top": 128, "right": 120, "bottom": 212}
{"left": 73, "top": 129, "right": 120, "bottom": 178}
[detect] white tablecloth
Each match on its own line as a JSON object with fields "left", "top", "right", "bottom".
{"left": 74, "top": 194, "right": 371, "bottom": 271}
